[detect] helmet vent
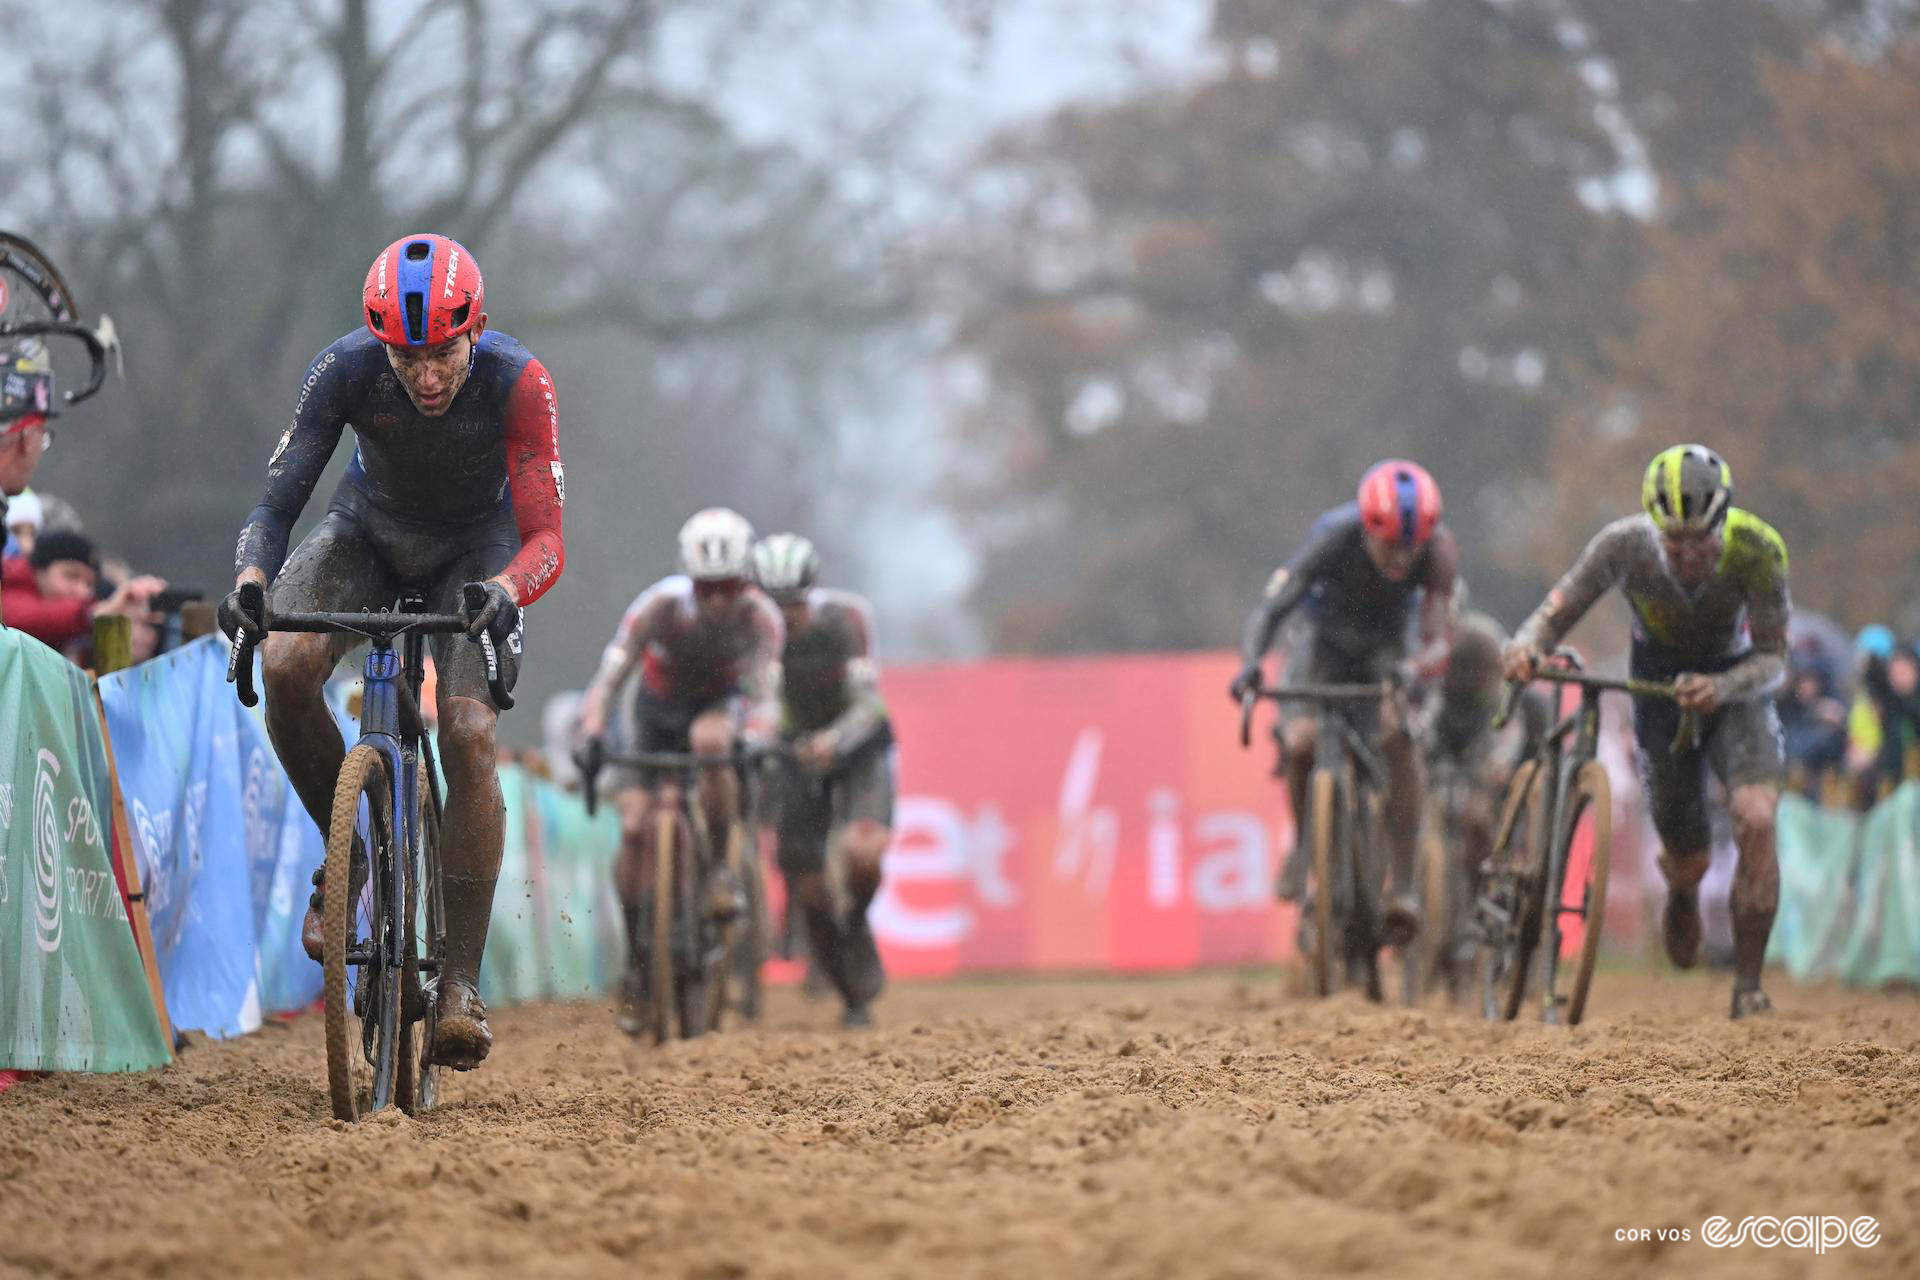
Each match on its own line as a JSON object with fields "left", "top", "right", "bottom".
{"left": 367, "top": 307, "right": 384, "bottom": 334}
{"left": 405, "top": 241, "right": 432, "bottom": 261}
{"left": 404, "top": 292, "right": 425, "bottom": 344}
{"left": 449, "top": 302, "right": 470, "bottom": 331}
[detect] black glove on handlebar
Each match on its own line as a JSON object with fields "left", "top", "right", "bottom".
{"left": 218, "top": 583, "right": 265, "bottom": 643}
{"left": 1229, "top": 664, "right": 1263, "bottom": 703}
{"left": 462, "top": 580, "right": 519, "bottom": 644}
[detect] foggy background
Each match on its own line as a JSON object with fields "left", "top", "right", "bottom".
{"left": 5, "top": 0, "right": 1920, "bottom": 736}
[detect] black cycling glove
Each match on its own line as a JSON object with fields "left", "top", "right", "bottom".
{"left": 462, "top": 580, "right": 520, "bottom": 644}
{"left": 218, "top": 584, "right": 266, "bottom": 643}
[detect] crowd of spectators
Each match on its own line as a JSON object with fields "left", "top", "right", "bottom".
{"left": 1779, "top": 619, "right": 1920, "bottom": 808}
{"left": 2, "top": 336, "right": 170, "bottom": 666}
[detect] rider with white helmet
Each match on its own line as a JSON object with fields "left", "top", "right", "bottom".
{"left": 578, "top": 508, "right": 784, "bottom": 1034}
{"left": 752, "top": 533, "right": 896, "bottom": 1029}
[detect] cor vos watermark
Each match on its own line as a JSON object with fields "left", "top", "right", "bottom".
{"left": 1615, "top": 1216, "right": 1880, "bottom": 1254}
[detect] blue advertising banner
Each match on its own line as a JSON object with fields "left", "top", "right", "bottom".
{"left": 98, "top": 636, "right": 342, "bottom": 1036}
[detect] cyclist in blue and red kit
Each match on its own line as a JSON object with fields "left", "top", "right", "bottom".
{"left": 218, "top": 233, "right": 566, "bottom": 1070}
{"left": 1231, "top": 460, "right": 1458, "bottom": 945}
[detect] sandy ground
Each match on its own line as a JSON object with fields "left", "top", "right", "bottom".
{"left": 5, "top": 966, "right": 1919, "bottom": 1280}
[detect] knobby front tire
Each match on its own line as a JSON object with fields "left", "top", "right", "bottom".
{"left": 396, "top": 758, "right": 442, "bottom": 1116}
{"left": 650, "top": 809, "right": 678, "bottom": 1047}
{"left": 1562, "top": 761, "right": 1612, "bottom": 1027}
{"left": 1308, "top": 770, "right": 1338, "bottom": 998}
{"left": 324, "top": 745, "right": 396, "bottom": 1122}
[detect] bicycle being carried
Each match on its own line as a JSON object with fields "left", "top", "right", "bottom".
{"left": 1240, "top": 678, "right": 1402, "bottom": 999}
{"left": 576, "top": 738, "right": 771, "bottom": 1044}
{"left": 226, "top": 580, "right": 513, "bottom": 1120}
{"left": 1475, "top": 649, "right": 1693, "bottom": 1026}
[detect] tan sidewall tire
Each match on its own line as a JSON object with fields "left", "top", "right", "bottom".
{"left": 1566, "top": 761, "right": 1612, "bottom": 1026}
{"left": 324, "top": 745, "right": 388, "bottom": 1122}
{"left": 651, "top": 809, "right": 677, "bottom": 1046}
{"left": 1309, "top": 770, "right": 1338, "bottom": 997}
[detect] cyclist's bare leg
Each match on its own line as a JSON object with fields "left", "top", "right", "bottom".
{"left": 842, "top": 818, "right": 888, "bottom": 916}
{"left": 688, "top": 710, "right": 741, "bottom": 835}
{"left": 1728, "top": 783, "right": 1780, "bottom": 1017}
{"left": 789, "top": 864, "right": 854, "bottom": 1003}
{"left": 262, "top": 632, "right": 348, "bottom": 837}
{"left": 837, "top": 818, "right": 891, "bottom": 1020}
{"left": 612, "top": 782, "right": 657, "bottom": 1033}
{"left": 1380, "top": 697, "right": 1425, "bottom": 945}
{"left": 429, "top": 693, "right": 502, "bottom": 1068}
{"left": 264, "top": 633, "right": 359, "bottom": 963}
{"left": 1656, "top": 847, "right": 1710, "bottom": 970}
{"left": 689, "top": 710, "right": 744, "bottom": 917}
{"left": 1276, "top": 717, "right": 1315, "bottom": 902}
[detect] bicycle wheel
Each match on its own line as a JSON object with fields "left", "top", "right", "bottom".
{"left": 323, "top": 745, "right": 398, "bottom": 1121}
{"left": 1351, "top": 787, "right": 1384, "bottom": 1003}
{"left": 734, "top": 835, "right": 768, "bottom": 1021}
{"left": 706, "top": 822, "right": 746, "bottom": 1033}
{"left": 1474, "top": 759, "right": 1539, "bottom": 1021}
{"left": 1499, "top": 762, "right": 1553, "bottom": 1021}
{"left": 0, "top": 233, "right": 79, "bottom": 329}
{"left": 1559, "top": 761, "right": 1612, "bottom": 1026}
{"left": 1306, "top": 769, "right": 1338, "bottom": 997}
{"left": 648, "top": 808, "right": 679, "bottom": 1046}
{"left": 396, "top": 758, "right": 443, "bottom": 1116}
{"left": 707, "top": 818, "right": 770, "bottom": 1030}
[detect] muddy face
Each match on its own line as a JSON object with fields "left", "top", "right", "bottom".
{"left": 385, "top": 333, "right": 476, "bottom": 417}
{"left": 1363, "top": 530, "right": 1419, "bottom": 582}
{"left": 1662, "top": 529, "right": 1721, "bottom": 586}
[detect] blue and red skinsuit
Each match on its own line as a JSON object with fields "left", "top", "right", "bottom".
{"left": 235, "top": 328, "right": 564, "bottom": 606}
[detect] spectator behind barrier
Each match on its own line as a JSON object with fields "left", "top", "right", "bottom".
{"left": 1, "top": 528, "right": 165, "bottom": 660}
{"left": 0, "top": 338, "right": 55, "bottom": 526}
{"left": 5, "top": 488, "right": 42, "bottom": 557}
{"left": 1876, "top": 646, "right": 1920, "bottom": 785}
{"left": 1778, "top": 657, "right": 1848, "bottom": 797}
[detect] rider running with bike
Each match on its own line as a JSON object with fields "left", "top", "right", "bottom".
{"left": 1416, "top": 612, "right": 1549, "bottom": 984}
{"left": 576, "top": 508, "right": 783, "bottom": 1035}
{"left": 1501, "top": 444, "right": 1788, "bottom": 1019}
{"left": 752, "top": 533, "right": 895, "bottom": 1029}
{"left": 1231, "top": 459, "right": 1458, "bottom": 944}
{"left": 1421, "top": 613, "right": 1551, "bottom": 850}
{"left": 218, "top": 233, "right": 566, "bottom": 1069}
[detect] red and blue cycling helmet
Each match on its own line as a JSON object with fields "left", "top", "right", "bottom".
{"left": 1358, "top": 459, "right": 1443, "bottom": 548}
{"left": 362, "top": 233, "right": 485, "bottom": 348}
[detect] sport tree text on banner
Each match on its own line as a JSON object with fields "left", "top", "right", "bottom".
{"left": 0, "top": 628, "right": 171, "bottom": 1072}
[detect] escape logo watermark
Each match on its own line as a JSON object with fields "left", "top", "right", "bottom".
{"left": 1701, "top": 1216, "right": 1879, "bottom": 1253}
{"left": 1613, "top": 1217, "right": 1880, "bottom": 1253}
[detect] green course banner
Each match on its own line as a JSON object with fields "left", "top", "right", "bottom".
{"left": 479, "top": 763, "right": 624, "bottom": 1005}
{"left": 1771, "top": 785, "right": 1920, "bottom": 986}
{"left": 1, "top": 629, "right": 171, "bottom": 1071}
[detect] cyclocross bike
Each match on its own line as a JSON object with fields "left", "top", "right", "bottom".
{"left": 1475, "top": 649, "right": 1693, "bottom": 1026}
{"left": 226, "top": 580, "right": 513, "bottom": 1120}
{"left": 1241, "top": 679, "right": 1399, "bottom": 1000}
{"left": 577, "top": 740, "right": 770, "bottom": 1044}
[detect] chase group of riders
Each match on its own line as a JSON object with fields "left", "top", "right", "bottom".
{"left": 1232, "top": 447, "right": 1787, "bottom": 1022}
{"left": 205, "top": 232, "right": 1782, "bottom": 1080}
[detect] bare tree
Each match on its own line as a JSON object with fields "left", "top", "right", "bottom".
{"left": 0, "top": 0, "right": 926, "bottom": 716}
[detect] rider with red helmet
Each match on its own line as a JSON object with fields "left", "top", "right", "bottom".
{"left": 1230, "top": 459, "right": 1458, "bottom": 943}
{"left": 218, "top": 233, "right": 567, "bottom": 1071}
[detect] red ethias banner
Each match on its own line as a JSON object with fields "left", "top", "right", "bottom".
{"left": 869, "top": 652, "right": 1301, "bottom": 977}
